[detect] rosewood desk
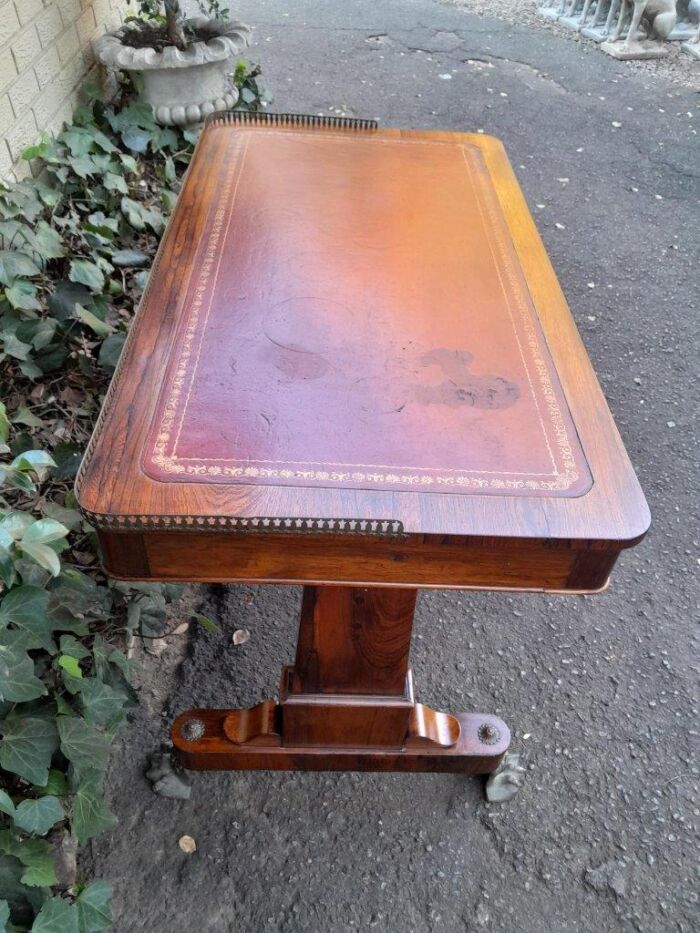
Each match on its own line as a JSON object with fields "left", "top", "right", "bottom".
{"left": 76, "top": 112, "right": 649, "bottom": 777}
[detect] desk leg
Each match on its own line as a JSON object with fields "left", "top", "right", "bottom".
{"left": 172, "top": 586, "right": 510, "bottom": 774}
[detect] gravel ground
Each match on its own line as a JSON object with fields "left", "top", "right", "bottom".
{"left": 84, "top": 2, "right": 699, "bottom": 931}
{"left": 441, "top": 0, "right": 700, "bottom": 89}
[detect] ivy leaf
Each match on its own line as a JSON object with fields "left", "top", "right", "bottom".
{"left": 103, "top": 171, "right": 128, "bottom": 194}
{"left": 87, "top": 211, "right": 119, "bottom": 235}
{"left": 0, "top": 833, "right": 56, "bottom": 889}
{"left": 68, "top": 154, "right": 98, "bottom": 179}
{"left": 120, "top": 197, "right": 163, "bottom": 233}
{"left": 0, "top": 646, "right": 46, "bottom": 702}
{"left": 68, "top": 260, "right": 104, "bottom": 293}
{"left": 58, "top": 635, "right": 89, "bottom": 660}
{"left": 121, "top": 126, "right": 151, "bottom": 153}
{"left": 10, "top": 451, "right": 56, "bottom": 481}
{"left": 76, "top": 879, "right": 112, "bottom": 932}
{"left": 62, "top": 127, "right": 96, "bottom": 157}
{"left": 0, "top": 401, "right": 9, "bottom": 448}
{"left": 151, "top": 125, "right": 178, "bottom": 150}
{"left": 0, "top": 547, "right": 14, "bottom": 590}
{"left": 90, "top": 129, "right": 118, "bottom": 154}
{"left": 15, "top": 554, "right": 50, "bottom": 583}
{"left": 6, "top": 280, "right": 41, "bottom": 312}
{"left": 57, "top": 716, "right": 111, "bottom": 776}
{"left": 0, "top": 843, "right": 24, "bottom": 904}
{"left": 0, "top": 899, "right": 9, "bottom": 930}
{"left": 21, "top": 858, "right": 55, "bottom": 888}
{"left": 97, "top": 332, "right": 125, "bottom": 371}
{"left": 0, "top": 851, "right": 40, "bottom": 917}
{"left": 0, "top": 791, "right": 14, "bottom": 818}
{"left": 13, "top": 797, "right": 64, "bottom": 836}
{"left": 58, "top": 655, "right": 82, "bottom": 679}
{"left": 111, "top": 249, "right": 149, "bottom": 268}
{"left": 0, "top": 251, "right": 41, "bottom": 286}
{"left": 0, "top": 332, "right": 33, "bottom": 362}
{"left": 0, "top": 586, "right": 54, "bottom": 653}
{"left": 0, "top": 512, "right": 33, "bottom": 541}
{"left": 71, "top": 771, "right": 115, "bottom": 844}
{"left": 47, "top": 281, "right": 91, "bottom": 321}
{"left": 30, "top": 896, "right": 79, "bottom": 933}
{"left": 79, "top": 678, "right": 127, "bottom": 729}
{"left": 21, "top": 521, "right": 65, "bottom": 550}
{"left": 20, "top": 519, "right": 68, "bottom": 566}
{"left": 12, "top": 405, "right": 44, "bottom": 429}
{"left": 193, "top": 613, "right": 220, "bottom": 633}
{"left": 107, "top": 101, "right": 155, "bottom": 132}
{"left": 0, "top": 716, "right": 59, "bottom": 786}
{"left": 49, "top": 442, "right": 82, "bottom": 481}
{"left": 30, "top": 221, "right": 65, "bottom": 261}
{"left": 73, "top": 304, "right": 113, "bottom": 338}
{"left": 41, "top": 503, "right": 82, "bottom": 531}
{"left": 32, "top": 769, "right": 68, "bottom": 798}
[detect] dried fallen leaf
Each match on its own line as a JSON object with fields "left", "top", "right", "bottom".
{"left": 178, "top": 835, "right": 196, "bottom": 854}
{"left": 232, "top": 628, "right": 250, "bottom": 646}
{"left": 172, "top": 622, "right": 189, "bottom": 636}
{"left": 144, "top": 637, "right": 168, "bottom": 657}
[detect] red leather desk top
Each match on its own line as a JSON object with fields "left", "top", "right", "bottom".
{"left": 143, "top": 122, "right": 590, "bottom": 498}
{"left": 76, "top": 115, "right": 649, "bottom": 559}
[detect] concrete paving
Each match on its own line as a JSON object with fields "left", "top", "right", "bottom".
{"left": 85, "top": 2, "right": 699, "bottom": 931}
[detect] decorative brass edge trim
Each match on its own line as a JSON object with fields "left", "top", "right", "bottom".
{"left": 204, "top": 111, "right": 379, "bottom": 131}
{"left": 78, "top": 509, "right": 405, "bottom": 536}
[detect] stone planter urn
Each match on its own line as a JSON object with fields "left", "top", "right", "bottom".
{"left": 94, "top": 17, "right": 251, "bottom": 126}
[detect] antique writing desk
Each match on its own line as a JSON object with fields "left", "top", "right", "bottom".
{"left": 76, "top": 112, "right": 649, "bottom": 776}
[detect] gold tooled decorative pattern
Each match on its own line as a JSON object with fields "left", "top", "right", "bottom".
{"left": 149, "top": 134, "right": 586, "bottom": 495}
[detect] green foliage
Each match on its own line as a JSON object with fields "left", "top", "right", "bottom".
{"left": 130, "top": 0, "right": 229, "bottom": 24}
{"left": 126, "top": 1, "right": 230, "bottom": 50}
{"left": 29, "top": 896, "right": 79, "bottom": 932}
{"left": 76, "top": 881, "right": 112, "bottom": 933}
{"left": 232, "top": 61, "right": 272, "bottom": 112}
{"left": 0, "top": 69, "right": 277, "bottom": 927}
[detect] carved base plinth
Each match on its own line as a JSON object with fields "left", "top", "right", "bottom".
{"left": 172, "top": 585, "right": 510, "bottom": 777}
{"left": 601, "top": 40, "right": 670, "bottom": 59}
{"left": 172, "top": 707, "right": 510, "bottom": 774}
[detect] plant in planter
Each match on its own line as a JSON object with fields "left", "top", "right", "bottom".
{"left": 94, "top": 1, "right": 251, "bottom": 126}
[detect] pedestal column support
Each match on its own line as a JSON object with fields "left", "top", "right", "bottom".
{"left": 172, "top": 586, "right": 510, "bottom": 774}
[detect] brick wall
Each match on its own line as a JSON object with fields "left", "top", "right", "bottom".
{"left": 0, "top": 0, "right": 129, "bottom": 180}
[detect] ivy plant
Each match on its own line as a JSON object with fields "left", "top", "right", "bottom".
{"left": 0, "top": 65, "right": 267, "bottom": 931}
{"left": 127, "top": 1, "right": 230, "bottom": 49}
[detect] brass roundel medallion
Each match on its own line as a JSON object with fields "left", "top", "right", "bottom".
{"left": 180, "top": 718, "right": 206, "bottom": 742}
{"left": 477, "top": 722, "right": 501, "bottom": 746}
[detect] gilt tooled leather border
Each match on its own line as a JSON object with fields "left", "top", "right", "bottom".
{"left": 145, "top": 130, "right": 591, "bottom": 497}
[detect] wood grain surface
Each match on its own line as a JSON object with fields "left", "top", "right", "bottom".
{"left": 76, "top": 113, "right": 650, "bottom": 591}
